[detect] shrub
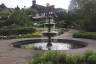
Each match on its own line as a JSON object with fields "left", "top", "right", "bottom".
{"left": 75, "top": 55, "right": 85, "bottom": 64}
{"left": 88, "top": 54, "right": 96, "bottom": 64}
{"left": 31, "top": 52, "right": 47, "bottom": 64}
{"left": 58, "top": 29, "right": 65, "bottom": 35}
{"left": 56, "top": 53, "right": 67, "bottom": 63}
{"left": 84, "top": 50, "right": 95, "bottom": 60}
{"left": 58, "top": 28, "right": 69, "bottom": 35}
{"left": 73, "top": 32, "right": 96, "bottom": 39}
{"left": 66, "top": 56, "right": 77, "bottom": 64}
{"left": 0, "top": 32, "right": 42, "bottom": 39}
{"left": 28, "top": 51, "right": 96, "bottom": 64}
{"left": 0, "top": 27, "right": 36, "bottom": 36}
{"left": 30, "top": 51, "right": 67, "bottom": 64}
{"left": 31, "top": 32, "right": 42, "bottom": 37}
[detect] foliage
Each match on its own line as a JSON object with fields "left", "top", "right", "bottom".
{"left": 27, "top": 50, "right": 96, "bottom": 64}
{"left": 55, "top": 9, "right": 72, "bottom": 27}
{"left": 4, "top": 10, "right": 32, "bottom": 27}
{"left": 31, "top": 32, "right": 42, "bottom": 37}
{"left": 69, "top": 0, "right": 96, "bottom": 31}
{"left": 58, "top": 29, "right": 64, "bottom": 35}
{"left": 24, "top": 8, "right": 37, "bottom": 16}
{"left": 88, "top": 54, "right": 96, "bottom": 64}
{"left": 58, "top": 28, "right": 69, "bottom": 35}
{"left": 0, "top": 27, "right": 36, "bottom": 36}
{"left": 73, "top": 32, "right": 96, "bottom": 39}
{"left": 0, "top": 32, "right": 42, "bottom": 39}
{"left": 84, "top": 50, "right": 95, "bottom": 60}
{"left": 66, "top": 56, "right": 77, "bottom": 64}
{"left": 30, "top": 51, "right": 67, "bottom": 64}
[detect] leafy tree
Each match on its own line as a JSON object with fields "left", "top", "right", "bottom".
{"left": 55, "top": 9, "right": 71, "bottom": 27}
{"left": 4, "top": 10, "right": 33, "bottom": 27}
{"left": 69, "top": 0, "right": 96, "bottom": 31}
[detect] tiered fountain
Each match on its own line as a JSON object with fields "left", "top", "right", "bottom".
{"left": 43, "top": 11, "right": 57, "bottom": 47}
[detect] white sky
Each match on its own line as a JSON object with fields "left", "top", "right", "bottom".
{"left": 0, "top": 0, "right": 71, "bottom": 9}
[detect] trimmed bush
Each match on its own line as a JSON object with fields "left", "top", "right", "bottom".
{"left": 73, "top": 32, "right": 96, "bottom": 39}
{"left": 0, "top": 27, "right": 36, "bottom": 36}
{"left": 7, "top": 32, "right": 41, "bottom": 39}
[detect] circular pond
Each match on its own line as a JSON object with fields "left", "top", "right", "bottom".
{"left": 12, "top": 39, "right": 88, "bottom": 50}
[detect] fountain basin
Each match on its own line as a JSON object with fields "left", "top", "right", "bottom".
{"left": 12, "top": 39, "right": 88, "bottom": 50}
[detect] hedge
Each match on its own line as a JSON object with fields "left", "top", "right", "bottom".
{"left": 7, "top": 32, "right": 42, "bottom": 39}
{"left": 0, "top": 27, "right": 36, "bottom": 36}
{"left": 73, "top": 32, "right": 96, "bottom": 39}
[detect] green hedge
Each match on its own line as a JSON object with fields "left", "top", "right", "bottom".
{"left": 73, "top": 32, "right": 96, "bottom": 39}
{"left": 8, "top": 32, "right": 42, "bottom": 39}
{"left": 28, "top": 50, "right": 96, "bottom": 64}
{"left": 0, "top": 27, "right": 36, "bottom": 36}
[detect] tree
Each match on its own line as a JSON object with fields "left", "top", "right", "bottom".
{"left": 69, "top": 0, "right": 96, "bottom": 31}
{"left": 4, "top": 10, "right": 33, "bottom": 27}
{"left": 80, "top": 0, "right": 96, "bottom": 31}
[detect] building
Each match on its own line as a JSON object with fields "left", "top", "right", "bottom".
{"left": 0, "top": 3, "right": 10, "bottom": 12}
{"left": 0, "top": 4, "right": 10, "bottom": 20}
{"left": 31, "top": 0, "right": 55, "bottom": 18}
{"left": 0, "top": 4, "right": 20, "bottom": 20}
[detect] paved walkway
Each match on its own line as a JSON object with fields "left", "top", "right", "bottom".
{"left": 0, "top": 29, "right": 96, "bottom": 64}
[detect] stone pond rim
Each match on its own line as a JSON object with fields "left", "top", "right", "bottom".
{"left": 11, "top": 39, "right": 88, "bottom": 50}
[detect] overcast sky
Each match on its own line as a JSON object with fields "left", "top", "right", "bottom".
{"left": 0, "top": 0, "right": 71, "bottom": 9}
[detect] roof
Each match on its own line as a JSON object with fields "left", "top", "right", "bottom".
{"left": 32, "top": 4, "right": 46, "bottom": 12}
{"left": 32, "top": 4, "right": 55, "bottom": 13}
{"left": 0, "top": 4, "right": 7, "bottom": 8}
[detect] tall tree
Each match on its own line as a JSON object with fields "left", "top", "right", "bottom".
{"left": 69, "top": 0, "right": 96, "bottom": 31}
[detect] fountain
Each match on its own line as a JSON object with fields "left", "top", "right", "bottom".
{"left": 43, "top": 11, "right": 57, "bottom": 47}
{"left": 12, "top": 5, "right": 88, "bottom": 50}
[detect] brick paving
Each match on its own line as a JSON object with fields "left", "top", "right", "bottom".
{"left": 0, "top": 29, "right": 96, "bottom": 64}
